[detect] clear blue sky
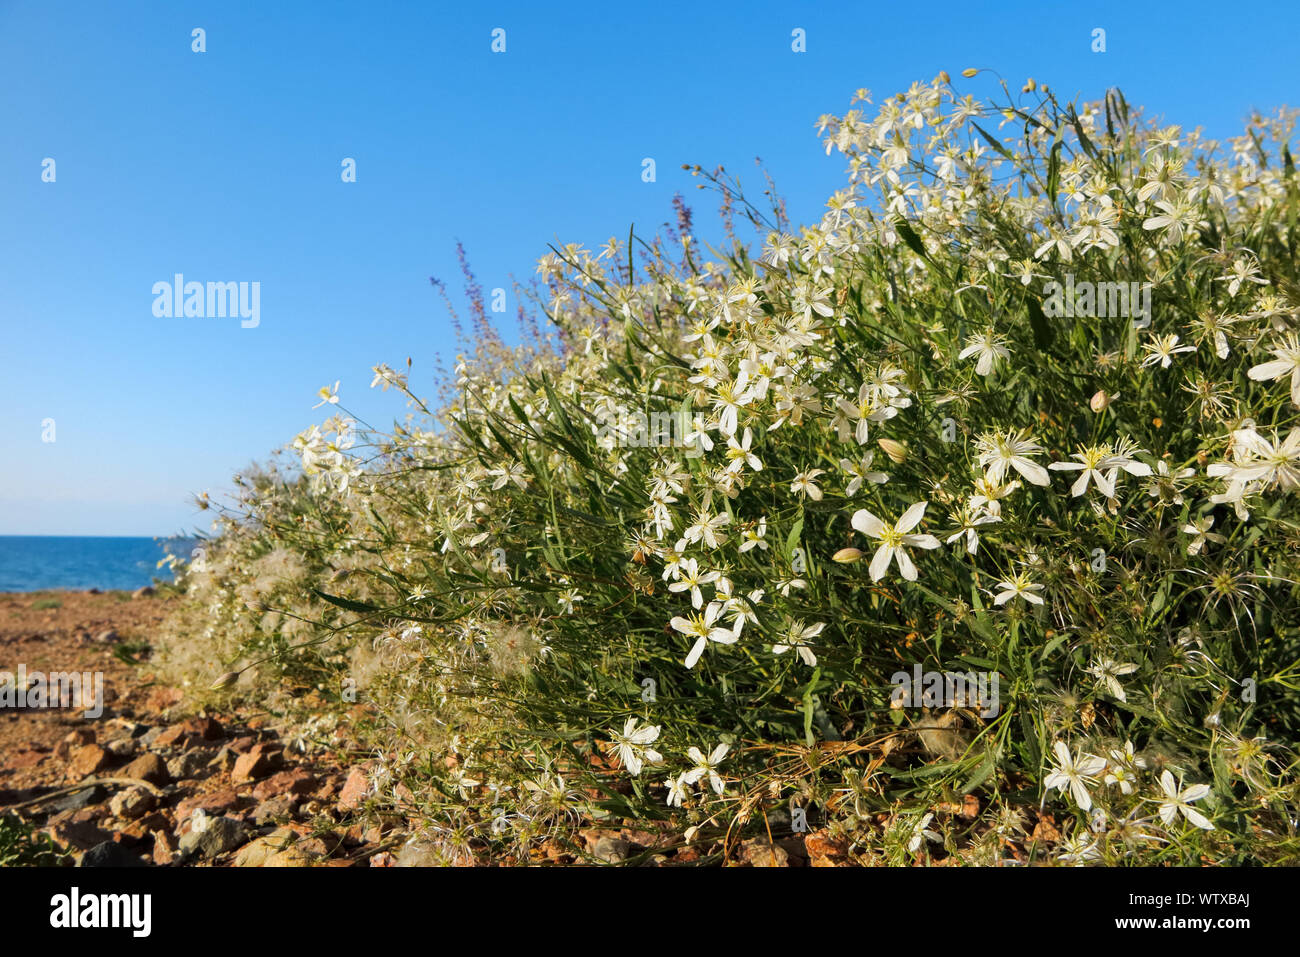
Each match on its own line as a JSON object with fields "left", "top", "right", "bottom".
{"left": 2, "top": 0, "right": 1296, "bottom": 536}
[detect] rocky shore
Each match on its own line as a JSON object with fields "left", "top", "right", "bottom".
{"left": 0, "top": 590, "right": 397, "bottom": 867}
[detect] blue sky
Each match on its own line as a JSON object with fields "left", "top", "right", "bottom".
{"left": 2, "top": 0, "right": 1296, "bottom": 536}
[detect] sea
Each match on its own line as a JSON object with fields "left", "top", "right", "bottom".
{"left": 0, "top": 536, "right": 199, "bottom": 593}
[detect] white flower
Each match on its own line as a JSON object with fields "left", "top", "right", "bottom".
{"left": 1156, "top": 770, "right": 1214, "bottom": 830}
{"left": 739, "top": 517, "right": 768, "bottom": 553}
{"left": 724, "top": 428, "right": 763, "bottom": 474}
{"left": 1057, "top": 830, "right": 1101, "bottom": 864}
{"left": 682, "top": 505, "right": 730, "bottom": 549}
{"left": 1181, "top": 515, "right": 1226, "bottom": 556}
{"left": 665, "top": 772, "right": 691, "bottom": 807}
{"left": 684, "top": 742, "right": 731, "bottom": 795}
{"left": 1215, "top": 257, "right": 1268, "bottom": 297}
{"left": 1104, "top": 741, "right": 1144, "bottom": 795}
{"left": 1208, "top": 427, "right": 1300, "bottom": 491}
{"left": 1087, "top": 658, "right": 1139, "bottom": 701}
{"left": 839, "top": 452, "right": 889, "bottom": 496}
{"left": 1044, "top": 741, "right": 1107, "bottom": 811}
{"left": 907, "top": 813, "right": 943, "bottom": 853}
{"left": 312, "top": 380, "right": 340, "bottom": 409}
{"left": 771, "top": 619, "right": 825, "bottom": 667}
{"left": 670, "top": 601, "right": 738, "bottom": 669}
{"left": 1247, "top": 334, "right": 1300, "bottom": 407}
{"left": 609, "top": 718, "right": 663, "bottom": 777}
{"left": 992, "top": 572, "right": 1044, "bottom": 606}
{"left": 945, "top": 507, "right": 1000, "bottom": 555}
{"left": 1049, "top": 443, "right": 1151, "bottom": 498}
{"left": 1140, "top": 334, "right": 1196, "bottom": 369}
{"left": 667, "top": 557, "right": 720, "bottom": 610}
{"left": 790, "top": 468, "right": 827, "bottom": 501}
{"left": 976, "top": 429, "right": 1050, "bottom": 487}
{"left": 851, "top": 502, "right": 942, "bottom": 582}
{"left": 958, "top": 328, "right": 1011, "bottom": 376}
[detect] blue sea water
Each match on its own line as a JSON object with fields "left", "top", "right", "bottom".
{"left": 0, "top": 536, "right": 197, "bottom": 592}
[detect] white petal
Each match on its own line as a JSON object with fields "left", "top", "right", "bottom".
{"left": 896, "top": 501, "right": 928, "bottom": 533}
{"left": 852, "top": 509, "right": 884, "bottom": 538}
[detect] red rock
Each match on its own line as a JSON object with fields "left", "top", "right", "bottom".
{"left": 337, "top": 767, "right": 372, "bottom": 811}
{"left": 182, "top": 716, "right": 224, "bottom": 741}
{"left": 228, "top": 735, "right": 258, "bottom": 753}
{"left": 145, "top": 687, "right": 183, "bottom": 713}
{"left": 43, "top": 818, "right": 111, "bottom": 852}
{"left": 121, "top": 751, "right": 169, "bottom": 785}
{"left": 152, "top": 829, "right": 178, "bottom": 865}
{"left": 175, "top": 787, "right": 242, "bottom": 822}
{"left": 252, "top": 768, "right": 318, "bottom": 801}
{"left": 804, "top": 829, "right": 847, "bottom": 866}
{"left": 69, "top": 744, "right": 110, "bottom": 777}
{"left": 313, "top": 775, "right": 343, "bottom": 800}
{"left": 154, "top": 725, "right": 191, "bottom": 748}
{"left": 8, "top": 748, "right": 48, "bottom": 770}
{"left": 55, "top": 729, "right": 95, "bottom": 760}
{"left": 369, "top": 851, "right": 396, "bottom": 867}
{"left": 232, "top": 743, "right": 283, "bottom": 783}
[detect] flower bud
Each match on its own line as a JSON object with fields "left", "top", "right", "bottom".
{"left": 210, "top": 671, "right": 240, "bottom": 690}
{"left": 832, "top": 547, "right": 864, "bottom": 564}
{"left": 878, "top": 438, "right": 908, "bottom": 463}
{"left": 961, "top": 68, "right": 978, "bottom": 78}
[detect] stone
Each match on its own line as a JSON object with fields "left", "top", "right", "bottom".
{"left": 109, "top": 786, "right": 157, "bottom": 820}
{"left": 179, "top": 816, "right": 248, "bottom": 860}
{"left": 166, "top": 749, "right": 213, "bottom": 780}
{"left": 105, "top": 737, "right": 137, "bottom": 759}
{"left": 45, "top": 785, "right": 107, "bottom": 815}
{"left": 740, "top": 839, "right": 789, "bottom": 867}
{"left": 153, "top": 725, "right": 191, "bottom": 749}
{"left": 152, "top": 829, "right": 178, "bottom": 865}
{"left": 121, "top": 752, "right": 169, "bottom": 785}
{"left": 44, "top": 818, "right": 111, "bottom": 853}
{"left": 233, "top": 826, "right": 324, "bottom": 868}
{"left": 131, "top": 586, "right": 155, "bottom": 599}
{"left": 69, "top": 744, "right": 111, "bottom": 777}
{"left": 232, "top": 743, "right": 283, "bottom": 782}
{"left": 207, "top": 747, "right": 237, "bottom": 772}
{"left": 591, "top": 836, "right": 630, "bottom": 864}
{"left": 144, "top": 686, "right": 183, "bottom": 713}
{"left": 80, "top": 841, "right": 145, "bottom": 867}
{"left": 182, "top": 716, "right": 224, "bottom": 741}
{"left": 93, "top": 629, "right": 119, "bottom": 644}
{"left": 174, "top": 787, "right": 241, "bottom": 822}
{"left": 250, "top": 794, "right": 298, "bottom": 825}
{"left": 804, "top": 829, "right": 848, "bottom": 867}
{"left": 55, "top": 728, "right": 96, "bottom": 760}
{"left": 337, "top": 767, "right": 372, "bottom": 811}
{"left": 252, "top": 768, "right": 318, "bottom": 802}
{"left": 8, "top": 748, "right": 47, "bottom": 769}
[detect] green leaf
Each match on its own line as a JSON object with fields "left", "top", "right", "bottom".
{"left": 312, "top": 589, "right": 380, "bottom": 615}
{"left": 1027, "top": 296, "right": 1054, "bottom": 351}
{"left": 894, "top": 218, "right": 929, "bottom": 260}
{"left": 972, "top": 122, "right": 1015, "bottom": 163}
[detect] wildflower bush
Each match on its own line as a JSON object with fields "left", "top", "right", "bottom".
{"left": 161, "top": 73, "right": 1300, "bottom": 865}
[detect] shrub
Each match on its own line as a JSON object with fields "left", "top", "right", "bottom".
{"left": 162, "top": 74, "right": 1300, "bottom": 865}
